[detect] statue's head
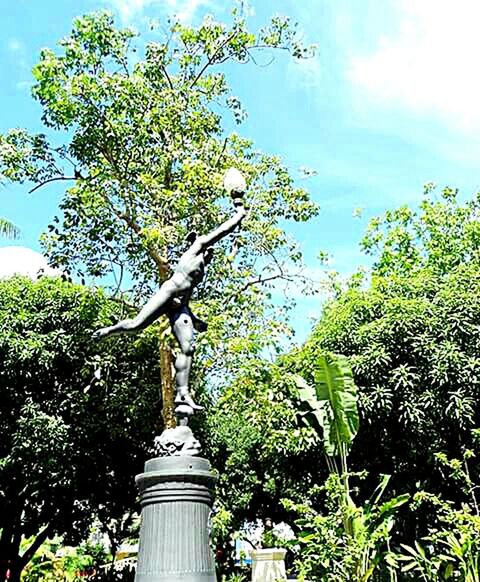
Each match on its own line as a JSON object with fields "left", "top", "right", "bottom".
{"left": 186, "top": 231, "right": 198, "bottom": 245}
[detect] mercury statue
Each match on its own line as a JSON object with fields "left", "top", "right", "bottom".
{"left": 92, "top": 168, "right": 247, "bottom": 420}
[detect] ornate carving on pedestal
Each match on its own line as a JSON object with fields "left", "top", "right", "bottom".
{"left": 153, "top": 426, "right": 201, "bottom": 457}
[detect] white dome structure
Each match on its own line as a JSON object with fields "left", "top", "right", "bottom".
{"left": 0, "top": 246, "right": 61, "bottom": 280}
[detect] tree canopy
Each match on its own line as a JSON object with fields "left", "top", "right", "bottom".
{"left": 292, "top": 186, "right": 480, "bottom": 522}
{"left": 0, "top": 276, "right": 160, "bottom": 581}
{"left": 205, "top": 186, "right": 480, "bottom": 555}
{"left": 0, "top": 10, "right": 318, "bottom": 425}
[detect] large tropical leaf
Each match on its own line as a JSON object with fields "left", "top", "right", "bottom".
{"left": 295, "top": 374, "right": 327, "bottom": 435}
{"left": 296, "top": 353, "right": 359, "bottom": 456}
{"left": 314, "top": 353, "right": 359, "bottom": 455}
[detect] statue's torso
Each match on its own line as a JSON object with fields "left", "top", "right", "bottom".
{"left": 171, "top": 250, "right": 205, "bottom": 294}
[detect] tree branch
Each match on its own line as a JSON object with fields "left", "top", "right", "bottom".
{"left": 99, "top": 190, "right": 170, "bottom": 278}
{"left": 190, "top": 31, "right": 239, "bottom": 88}
{"left": 160, "top": 64, "right": 174, "bottom": 90}
{"left": 213, "top": 137, "right": 228, "bottom": 168}
{"left": 29, "top": 175, "right": 79, "bottom": 194}
{"left": 226, "top": 272, "right": 292, "bottom": 304}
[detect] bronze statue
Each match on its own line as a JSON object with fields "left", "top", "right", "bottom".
{"left": 92, "top": 169, "right": 247, "bottom": 419}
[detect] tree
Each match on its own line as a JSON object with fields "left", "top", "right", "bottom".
{"left": 293, "top": 186, "right": 480, "bottom": 532}
{"left": 0, "top": 10, "right": 318, "bottom": 427}
{"left": 360, "top": 183, "right": 480, "bottom": 278}
{"left": 0, "top": 276, "right": 160, "bottom": 582}
{"left": 205, "top": 361, "right": 322, "bottom": 523}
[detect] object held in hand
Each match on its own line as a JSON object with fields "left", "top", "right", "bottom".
{"left": 223, "top": 168, "right": 246, "bottom": 204}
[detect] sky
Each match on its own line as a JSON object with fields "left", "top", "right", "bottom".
{"left": 1, "top": 0, "right": 480, "bottom": 342}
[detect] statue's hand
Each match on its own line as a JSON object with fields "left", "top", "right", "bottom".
{"left": 232, "top": 192, "right": 245, "bottom": 208}
{"left": 92, "top": 327, "right": 110, "bottom": 341}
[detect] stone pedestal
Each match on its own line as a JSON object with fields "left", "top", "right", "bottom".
{"left": 251, "top": 548, "right": 287, "bottom": 582}
{"left": 134, "top": 455, "right": 217, "bottom": 582}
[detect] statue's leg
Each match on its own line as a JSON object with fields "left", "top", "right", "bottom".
{"left": 92, "top": 281, "right": 177, "bottom": 339}
{"left": 170, "top": 307, "right": 203, "bottom": 411}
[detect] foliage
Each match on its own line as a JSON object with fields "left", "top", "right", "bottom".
{"left": 86, "top": 565, "right": 135, "bottom": 582}
{"left": 21, "top": 538, "right": 107, "bottom": 581}
{"left": 0, "top": 276, "right": 159, "bottom": 581}
{"left": 397, "top": 492, "right": 480, "bottom": 582}
{"left": 298, "top": 262, "right": 480, "bottom": 512}
{"left": 295, "top": 352, "right": 359, "bottom": 464}
{"left": 284, "top": 473, "right": 408, "bottom": 582}
{"left": 396, "top": 440, "right": 480, "bottom": 581}
{"left": 0, "top": 10, "right": 319, "bottom": 405}
{"left": 204, "top": 360, "right": 322, "bottom": 527}
{"left": 0, "top": 217, "right": 20, "bottom": 239}
{"left": 261, "top": 522, "right": 295, "bottom": 550}
{"left": 278, "top": 185, "right": 480, "bottom": 578}
{"left": 219, "top": 575, "right": 247, "bottom": 582}
{"left": 281, "top": 354, "right": 407, "bottom": 581}
{"left": 204, "top": 186, "right": 480, "bottom": 579}
{"left": 361, "top": 184, "right": 480, "bottom": 278}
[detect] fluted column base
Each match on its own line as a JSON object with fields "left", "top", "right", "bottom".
{"left": 134, "top": 456, "right": 217, "bottom": 582}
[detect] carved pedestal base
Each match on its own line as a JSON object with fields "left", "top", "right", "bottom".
{"left": 134, "top": 455, "right": 217, "bottom": 582}
{"left": 251, "top": 549, "right": 287, "bottom": 582}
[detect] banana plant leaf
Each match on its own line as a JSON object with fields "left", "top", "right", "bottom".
{"left": 295, "top": 353, "right": 359, "bottom": 456}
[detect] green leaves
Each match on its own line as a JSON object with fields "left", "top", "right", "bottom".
{"left": 361, "top": 184, "right": 480, "bottom": 277}
{"left": 0, "top": 129, "right": 58, "bottom": 184}
{"left": 314, "top": 354, "right": 359, "bottom": 456}
{"left": 297, "top": 353, "right": 359, "bottom": 457}
{"left": 205, "top": 361, "right": 321, "bottom": 523}
{"left": 0, "top": 218, "right": 20, "bottom": 240}
{"left": 285, "top": 472, "right": 409, "bottom": 582}
{"left": 0, "top": 276, "right": 161, "bottom": 572}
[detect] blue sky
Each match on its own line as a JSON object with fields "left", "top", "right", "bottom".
{"left": 2, "top": 0, "right": 480, "bottom": 340}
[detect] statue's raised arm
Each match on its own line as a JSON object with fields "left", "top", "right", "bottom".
{"left": 92, "top": 168, "right": 248, "bottom": 423}
{"left": 194, "top": 168, "right": 247, "bottom": 250}
{"left": 196, "top": 204, "right": 246, "bottom": 249}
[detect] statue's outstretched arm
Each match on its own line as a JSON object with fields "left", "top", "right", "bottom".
{"left": 198, "top": 204, "right": 247, "bottom": 249}
{"left": 196, "top": 168, "right": 248, "bottom": 249}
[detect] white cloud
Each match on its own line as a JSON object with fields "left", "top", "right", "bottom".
{"left": 106, "top": 0, "right": 215, "bottom": 24}
{"left": 6, "top": 37, "right": 29, "bottom": 84}
{"left": 0, "top": 247, "right": 61, "bottom": 280}
{"left": 347, "top": 0, "right": 480, "bottom": 130}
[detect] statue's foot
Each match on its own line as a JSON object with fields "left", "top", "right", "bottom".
{"left": 175, "top": 392, "right": 203, "bottom": 411}
{"left": 92, "top": 327, "right": 111, "bottom": 341}
{"left": 175, "top": 403, "right": 195, "bottom": 417}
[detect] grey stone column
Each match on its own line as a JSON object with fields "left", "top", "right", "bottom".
{"left": 134, "top": 455, "right": 217, "bottom": 582}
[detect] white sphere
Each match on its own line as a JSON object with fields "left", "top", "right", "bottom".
{"left": 223, "top": 168, "right": 246, "bottom": 194}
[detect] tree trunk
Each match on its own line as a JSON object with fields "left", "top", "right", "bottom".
{"left": 157, "top": 242, "right": 176, "bottom": 431}
{"left": 160, "top": 339, "right": 176, "bottom": 429}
